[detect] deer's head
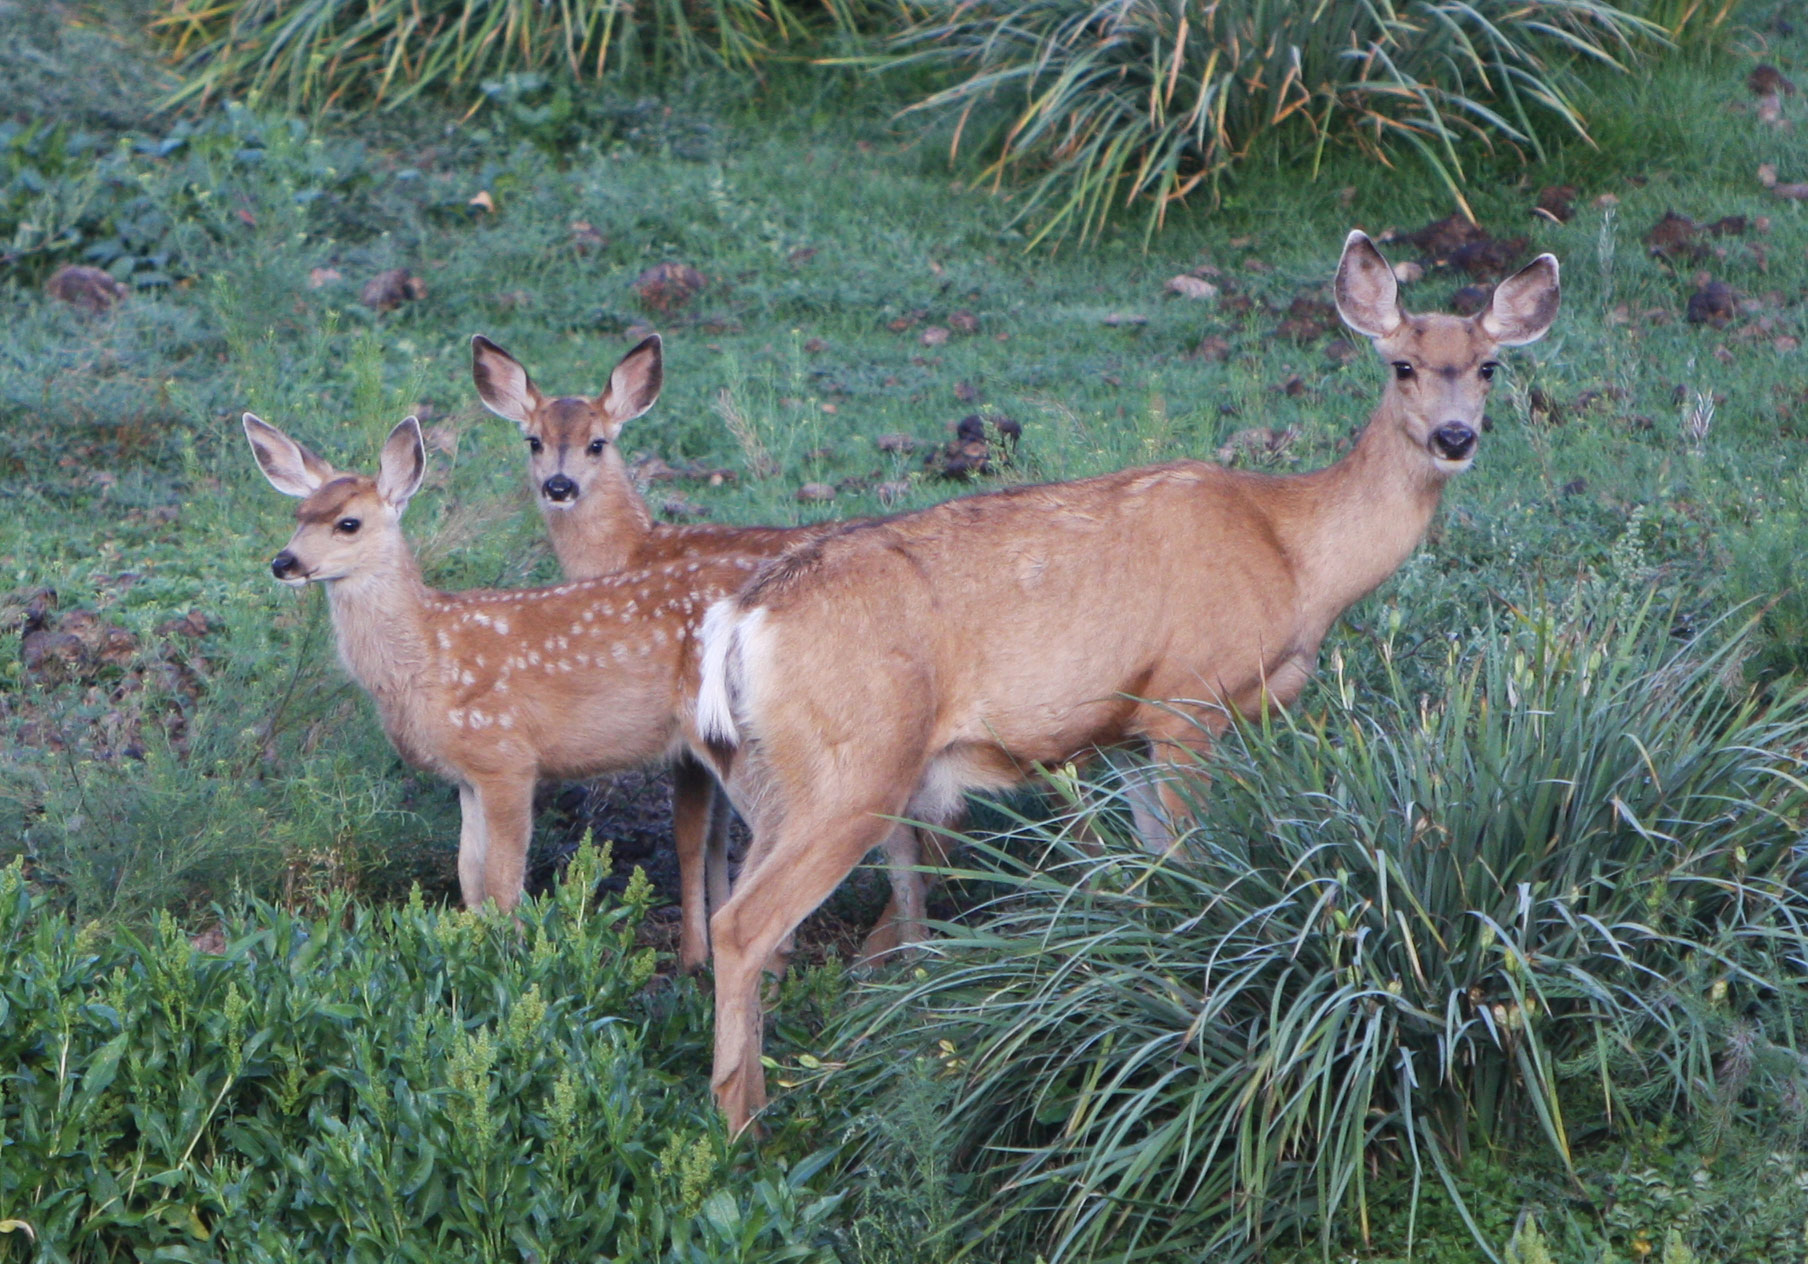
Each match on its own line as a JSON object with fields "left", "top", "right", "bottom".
{"left": 471, "top": 334, "right": 663, "bottom": 512}
{"left": 1335, "top": 230, "right": 1559, "bottom": 477}
{"left": 244, "top": 414, "right": 425, "bottom": 586}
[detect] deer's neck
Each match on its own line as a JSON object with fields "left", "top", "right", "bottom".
{"left": 545, "top": 452, "right": 657, "bottom": 580}
{"left": 1279, "top": 408, "right": 1448, "bottom": 635}
{"left": 324, "top": 549, "right": 433, "bottom": 718}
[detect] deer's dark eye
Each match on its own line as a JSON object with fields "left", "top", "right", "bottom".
{"left": 1479, "top": 361, "right": 1499, "bottom": 382}
{"left": 336, "top": 517, "right": 361, "bottom": 534}
{"left": 588, "top": 438, "right": 606, "bottom": 455}
{"left": 526, "top": 436, "right": 543, "bottom": 454}
{"left": 1392, "top": 361, "right": 1415, "bottom": 381}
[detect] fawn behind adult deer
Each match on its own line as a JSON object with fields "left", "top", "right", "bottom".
{"left": 469, "top": 334, "right": 936, "bottom": 964}
{"left": 695, "top": 230, "right": 1561, "bottom": 1130}
{"left": 244, "top": 412, "right": 766, "bottom": 929}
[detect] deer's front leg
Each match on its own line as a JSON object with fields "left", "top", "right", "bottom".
{"left": 456, "top": 783, "right": 489, "bottom": 907}
{"left": 472, "top": 775, "right": 534, "bottom": 911}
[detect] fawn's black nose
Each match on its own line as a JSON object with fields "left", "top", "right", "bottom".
{"left": 542, "top": 473, "right": 578, "bottom": 502}
{"left": 271, "top": 551, "right": 301, "bottom": 580}
{"left": 1430, "top": 422, "right": 1477, "bottom": 462}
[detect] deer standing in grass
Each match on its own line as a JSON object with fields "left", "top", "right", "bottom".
{"left": 468, "top": 335, "right": 934, "bottom": 964}
{"left": 244, "top": 412, "right": 769, "bottom": 938}
{"left": 695, "top": 231, "right": 1562, "bottom": 1131}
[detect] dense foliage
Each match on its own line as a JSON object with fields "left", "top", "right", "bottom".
{"left": 0, "top": 845, "right": 842, "bottom": 1262}
{"left": 836, "top": 605, "right": 1808, "bottom": 1261}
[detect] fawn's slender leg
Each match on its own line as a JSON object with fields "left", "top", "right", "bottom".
{"left": 474, "top": 776, "right": 535, "bottom": 911}
{"left": 456, "top": 784, "right": 488, "bottom": 907}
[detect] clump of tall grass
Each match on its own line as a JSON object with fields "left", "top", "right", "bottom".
{"left": 153, "top": 0, "right": 876, "bottom": 112}
{"left": 887, "top": 0, "right": 1676, "bottom": 245}
{"left": 836, "top": 600, "right": 1808, "bottom": 1262}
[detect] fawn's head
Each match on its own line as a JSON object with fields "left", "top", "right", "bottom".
{"left": 471, "top": 334, "right": 663, "bottom": 512}
{"left": 244, "top": 414, "right": 426, "bottom": 586}
{"left": 1335, "top": 230, "right": 1559, "bottom": 477}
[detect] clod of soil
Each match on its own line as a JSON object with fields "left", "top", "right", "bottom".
{"left": 925, "top": 414, "right": 1019, "bottom": 479}
{"left": 1190, "top": 335, "right": 1233, "bottom": 362}
{"left": 920, "top": 326, "right": 950, "bottom": 347}
{"left": 1451, "top": 285, "right": 1492, "bottom": 317}
{"left": 1535, "top": 185, "right": 1579, "bottom": 223}
{"left": 1644, "top": 211, "right": 1748, "bottom": 263}
{"left": 633, "top": 262, "right": 706, "bottom": 313}
{"left": 1686, "top": 280, "right": 1738, "bottom": 327}
{"left": 45, "top": 265, "right": 128, "bottom": 314}
{"left": 360, "top": 268, "right": 427, "bottom": 311}
{"left": 1749, "top": 64, "right": 1797, "bottom": 96}
{"left": 796, "top": 482, "right": 836, "bottom": 502}
{"left": 1274, "top": 295, "right": 1340, "bottom": 342}
{"left": 569, "top": 220, "right": 607, "bottom": 252}
{"left": 876, "top": 432, "right": 919, "bottom": 454}
{"left": 948, "top": 310, "right": 980, "bottom": 334}
{"left": 1395, "top": 215, "right": 1527, "bottom": 279}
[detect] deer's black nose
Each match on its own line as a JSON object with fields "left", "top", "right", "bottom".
{"left": 1430, "top": 422, "right": 1477, "bottom": 462}
{"left": 271, "top": 551, "right": 301, "bottom": 579}
{"left": 542, "top": 474, "right": 578, "bottom": 502}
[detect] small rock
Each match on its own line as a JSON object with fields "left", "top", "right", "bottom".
{"left": 948, "top": 310, "right": 980, "bottom": 334}
{"left": 1166, "top": 275, "right": 1218, "bottom": 300}
{"left": 307, "top": 267, "right": 343, "bottom": 289}
{"left": 920, "top": 326, "right": 950, "bottom": 347}
{"left": 796, "top": 482, "right": 836, "bottom": 502}
{"left": 570, "top": 221, "right": 607, "bottom": 253}
{"left": 45, "top": 265, "right": 128, "bottom": 314}
{"left": 1216, "top": 426, "right": 1300, "bottom": 466}
{"left": 1102, "top": 313, "right": 1149, "bottom": 327}
{"left": 1391, "top": 260, "right": 1424, "bottom": 284}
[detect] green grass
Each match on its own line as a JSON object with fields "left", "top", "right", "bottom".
{"left": 3, "top": 1, "right": 1808, "bottom": 1258}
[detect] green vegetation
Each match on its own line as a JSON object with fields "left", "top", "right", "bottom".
{"left": 0, "top": 845, "right": 842, "bottom": 1261}
{"left": 4, "top": 0, "right": 1808, "bottom": 1259}
{"left": 834, "top": 602, "right": 1808, "bottom": 1261}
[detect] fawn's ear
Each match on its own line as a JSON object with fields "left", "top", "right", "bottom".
{"left": 1481, "top": 254, "right": 1561, "bottom": 346}
{"left": 471, "top": 334, "right": 545, "bottom": 429}
{"left": 1334, "top": 230, "right": 1405, "bottom": 340}
{"left": 244, "top": 413, "right": 334, "bottom": 497}
{"left": 377, "top": 416, "right": 426, "bottom": 510}
{"left": 595, "top": 333, "right": 663, "bottom": 440}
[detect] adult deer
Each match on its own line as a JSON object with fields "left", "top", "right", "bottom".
{"left": 695, "top": 230, "right": 1561, "bottom": 1131}
{"left": 469, "top": 334, "right": 937, "bottom": 964}
{"left": 244, "top": 411, "right": 767, "bottom": 945}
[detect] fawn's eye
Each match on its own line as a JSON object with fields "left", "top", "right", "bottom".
{"left": 588, "top": 438, "right": 606, "bottom": 455}
{"left": 526, "top": 436, "right": 543, "bottom": 454}
{"left": 1479, "top": 361, "right": 1499, "bottom": 382}
{"left": 1392, "top": 361, "right": 1415, "bottom": 381}
{"left": 336, "top": 517, "right": 361, "bottom": 534}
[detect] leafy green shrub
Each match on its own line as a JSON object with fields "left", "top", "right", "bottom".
{"left": 887, "top": 0, "right": 1685, "bottom": 245}
{"left": 0, "top": 845, "right": 842, "bottom": 1261}
{"left": 153, "top": 0, "right": 878, "bottom": 113}
{"left": 834, "top": 601, "right": 1808, "bottom": 1262}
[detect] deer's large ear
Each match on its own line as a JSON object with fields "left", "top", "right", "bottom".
{"left": 244, "top": 413, "right": 335, "bottom": 497}
{"left": 1481, "top": 254, "right": 1561, "bottom": 346}
{"left": 471, "top": 335, "right": 544, "bottom": 429}
{"left": 377, "top": 417, "right": 426, "bottom": 510}
{"left": 595, "top": 334, "right": 663, "bottom": 440}
{"left": 1334, "top": 230, "right": 1405, "bottom": 340}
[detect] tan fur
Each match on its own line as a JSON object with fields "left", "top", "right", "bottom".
{"left": 470, "top": 335, "right": 934, "bottom": 968}
{"left": 244, "top": 413, "right": 767, "bottom": 921}
{"left": 697, "top": 232, "right": 1561, "bottom": 1131}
